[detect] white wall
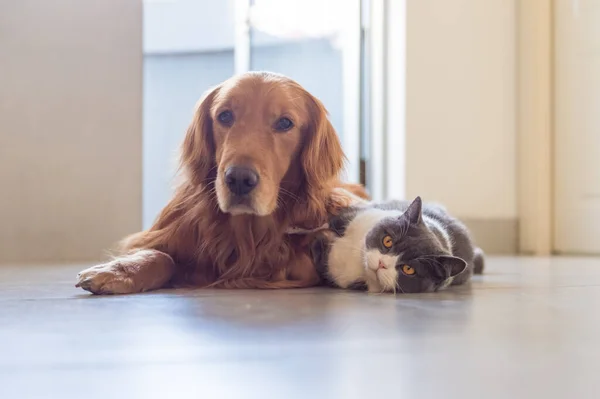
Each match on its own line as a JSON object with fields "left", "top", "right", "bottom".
{"left": 406, "top": 0, "right": 517, "bottom": 220}
{"left": 0, "top": 0, "right": 142, "bottom": 263}
{"left": 554, "top": 0, "right": 600, "bottom": 254}
{"left": 143, "top": 0, "right": 235, "bottom": 53}
{"left": 143, "top": 0, "right": 301, "bottom": 54}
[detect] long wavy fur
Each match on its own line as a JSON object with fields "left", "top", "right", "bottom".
{"left": 121, "top": 73, "right": 367, "bottom": 289}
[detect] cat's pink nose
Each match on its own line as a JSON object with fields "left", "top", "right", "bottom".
{"left": 378, "top": 260, "right": 387, "bottom": 270}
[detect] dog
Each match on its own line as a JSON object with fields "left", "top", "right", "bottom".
{"left": 76, "top": 72, "right": 368, "bottom": 294}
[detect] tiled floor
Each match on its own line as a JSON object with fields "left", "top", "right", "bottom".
{"left": 1, "top": 257, "right": 600, "bottom": 399}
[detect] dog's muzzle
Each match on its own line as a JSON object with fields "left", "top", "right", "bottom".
{"left": 225, "top": 166, "right": 259, "bottom": 196}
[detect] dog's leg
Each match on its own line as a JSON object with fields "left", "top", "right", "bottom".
{"left": 76, "top": 249, "right": 175, "bottom": 295}
{"left": 285, "top": 250, "right": 321, "bottom": 288}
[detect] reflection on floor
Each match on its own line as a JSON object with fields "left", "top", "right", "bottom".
{"left": 1, "top": 257, "right": 600, "bottom": 399}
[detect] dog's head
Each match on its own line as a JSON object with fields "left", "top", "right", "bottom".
{"left": 180, "top": 72, "right": 345, "bottom": 217}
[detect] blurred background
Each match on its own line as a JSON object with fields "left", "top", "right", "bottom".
{"left": 0, "top": 0, "right": 598, "bottom": 264}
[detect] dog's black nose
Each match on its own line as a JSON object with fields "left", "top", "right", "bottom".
{"left": 225, "top": 166, "right": 259, "bottom": 196}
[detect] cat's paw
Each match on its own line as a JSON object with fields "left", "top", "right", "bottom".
{"left": 76, "top": 260, "right": 136, "bottom": 295}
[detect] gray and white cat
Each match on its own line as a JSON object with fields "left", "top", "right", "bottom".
{"left": 311, "top": 196, "right": 485, "bottom": 293}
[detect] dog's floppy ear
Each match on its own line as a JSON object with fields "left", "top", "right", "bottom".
{"left": 180, "top": 85, "right": 220, "bottom": 186}
{"left": 302, "top": 95, "right": 345, "bottom": 189}
{"left": 290, "top": 94, "right": 346, "bottom": 228}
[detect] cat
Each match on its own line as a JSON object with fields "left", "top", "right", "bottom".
{"left": 310, "top": 196, "right": 485, "bottom": 293}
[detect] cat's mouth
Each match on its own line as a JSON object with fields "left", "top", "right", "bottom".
{"left": 364, "top": 250, "right": 398, "bottom": 292}
{"left": 365, "top": 267, "right": 397, "bottom": 293}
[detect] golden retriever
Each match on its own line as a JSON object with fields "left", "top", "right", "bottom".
{"left": 76, "top": 72, "right": 368, "bottom": 294}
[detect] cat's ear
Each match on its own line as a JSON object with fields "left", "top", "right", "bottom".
{"left": 436, "top": 255, "right": 467, "bottom": 277}
{"left": 404, "top": 196, "right": 423, "bottom": 224}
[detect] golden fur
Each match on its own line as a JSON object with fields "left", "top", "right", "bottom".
{"left": 76, "top": 72, "right": 368, "bottom": 294}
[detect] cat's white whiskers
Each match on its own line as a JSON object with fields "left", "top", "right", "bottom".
{"left": 395, "top": 277, "right": 404, "bottom": 294}
{"left": 384, "top": 273, "right": 396, "bottom": 293}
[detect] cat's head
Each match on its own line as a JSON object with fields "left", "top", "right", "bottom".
{"left": 363, "top": 196, "right": 467, "bottom": 293}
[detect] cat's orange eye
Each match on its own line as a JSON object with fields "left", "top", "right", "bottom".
{"left": 382, "top": 235, "right": 393, "bottom": 248}
{"left": 401, "top": 265, "right": 416, "bottom": 276}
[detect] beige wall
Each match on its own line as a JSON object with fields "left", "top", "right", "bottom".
{"left": 517, "top": 0, "right": 552, "bottom": 255}
{"left": 0, "top": 1, "right": 142, "bottom": 263}
{"left": 554, "top": 0, "right": 600, "bottom": 254}
{"left": 406, "top": 0, "right": 517, "bottom": 222}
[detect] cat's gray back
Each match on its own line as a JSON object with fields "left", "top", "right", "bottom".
{"left": 331, "top": 200, "right": 452, "bottom": 237}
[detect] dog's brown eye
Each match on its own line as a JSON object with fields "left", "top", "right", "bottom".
{"left": 218, "top": 110, "right": 234, "bottom": 125}
{"left": 274, "top": 117, "right": 294, "bottom": 132}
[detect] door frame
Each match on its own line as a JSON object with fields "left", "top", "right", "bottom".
{"left": 517, "top": 0, "right": 553, "bottom": 255}
{"left": 365, "top": 0, "right": 406, "bottom": 200}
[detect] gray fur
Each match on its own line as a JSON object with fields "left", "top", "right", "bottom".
{"left": 328, "top": 207, "right": 360, "bottom": 237}
{"left": 311, "top": 197, "right": 485, "bottom": 293}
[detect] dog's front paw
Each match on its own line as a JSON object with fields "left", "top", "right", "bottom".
{"left": 76, "top": 261, "right": 136, "bottom": 295}
{"left": 76, "top": 250, "right": 176, "bottom": 295}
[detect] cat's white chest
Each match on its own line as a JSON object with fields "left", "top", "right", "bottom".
{"left": 327, "top": 208, "right": 402, "bottom": 288}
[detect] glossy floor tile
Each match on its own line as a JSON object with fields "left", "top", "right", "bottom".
{"left": 1, "top": 257, "right": 600, "bottom": 399}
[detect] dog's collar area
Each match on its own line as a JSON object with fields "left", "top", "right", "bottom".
{"left": 286, "top": 223, "right": 329, "bottom": 235}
